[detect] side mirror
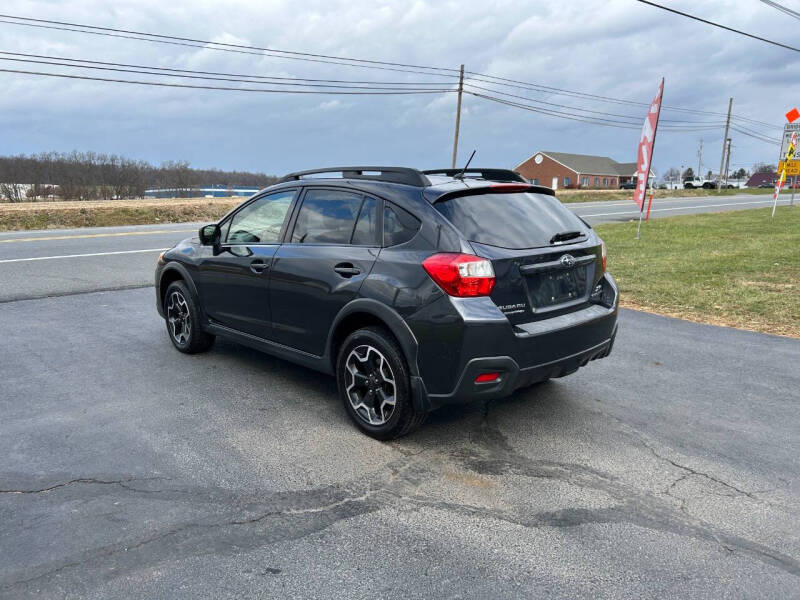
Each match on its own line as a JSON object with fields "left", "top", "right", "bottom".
{"left": 199, "top": 223, "right": 221, "bottom": 247}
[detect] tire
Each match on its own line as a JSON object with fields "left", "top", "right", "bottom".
{"left": 163, "top": 280, "right": 215, "bottom": 354}
{"left": 336, "top": 326, "right": 426, "bottom": 439}
{"left": 684, "top": 183, "right": 694, "bottom": 189}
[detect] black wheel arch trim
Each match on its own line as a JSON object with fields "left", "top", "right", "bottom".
{"left": 327, "top": 298, "right": 430, "bottom": 412}
{"left": 327, "top": 298, "right": 420, "bottom": 376}
{"left": 156, "top": 262, "right": 202, "bottom": 320}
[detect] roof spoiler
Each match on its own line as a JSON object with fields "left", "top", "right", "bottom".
{"left": 276, "top": 166, "right": 430, "bottom": 187}
{"left": 422, "top": 168, "right": 527, "bottom": 183}
{"left": 426, "top": 182, "right": 556, "bottom": 204}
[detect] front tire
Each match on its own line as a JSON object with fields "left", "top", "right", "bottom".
{"left": 336, "top": 326, "right": 426, "bottom": 439}
{"left": 163, "top": 280, "right": 215, "bottom": 354}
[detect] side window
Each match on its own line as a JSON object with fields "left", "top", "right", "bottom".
{"left": 351, "top": 197, "right": 379, "bottom": 245}
{"left": 226, "top": 190, "right": 295, "bottom": 244}
{"left": 291, "top": 189, "right": 363, "bottom": 244}
{"left": 383, "top": 202, "right": 420, "bottom": 247}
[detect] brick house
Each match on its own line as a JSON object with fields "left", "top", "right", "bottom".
{"left": 514, "top": 151, "right": 647, "bottom": 190}
{"left": 745, "top": 172, "right": 776, "bottom": 187}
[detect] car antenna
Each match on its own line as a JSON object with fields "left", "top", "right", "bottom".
{"left": 454, "top": 150, "right": 476, "bottom": 180}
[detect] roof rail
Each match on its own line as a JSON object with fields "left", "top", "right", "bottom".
{"left": 276, "top": 166, "right": 430, "bottom": 187}
{"left": 422, "top": 168, "right": 527, "bottom": 183}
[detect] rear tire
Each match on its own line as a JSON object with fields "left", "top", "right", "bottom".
{"left": 163, "top": 280, "right": 215, "bottom": 354}
{"left": 336, "top": 326, "right": 426, "bottom": 439}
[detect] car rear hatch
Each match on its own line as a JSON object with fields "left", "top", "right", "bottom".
{"left": 431, "top": 185, "right": 604, "bottom": 326}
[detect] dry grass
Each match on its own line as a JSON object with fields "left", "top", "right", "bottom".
{"left": 0, "top": 197, "right": 242, "bottom": 231}
{"left": 595, "top": 207, "right": 800, "bottom": 338}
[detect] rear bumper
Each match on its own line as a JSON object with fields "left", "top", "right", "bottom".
{"left": 425, "top": 325, "right": 616, "bottom": 407}
{"left": 410, "top": 273, "right": 619, "bottom": 408}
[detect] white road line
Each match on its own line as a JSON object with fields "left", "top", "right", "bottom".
{"left": 572, "top": 195, "right": 761, "bottom": 208}
{"left": 0, "top": 248, "right": 167, "bottom": 264}
{"left": 578, "top": 199, "right": 775, "bottom": 218}
{"left": 0, "top": 229, "right": 194, "bottom": 244}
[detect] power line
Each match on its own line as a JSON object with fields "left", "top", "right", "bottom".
{"left": 633, "top": 0, "right": 800, "bottom": 52}
{"left": 758, "top": 0, "right": 800, "bottom": 21}
{"left": 0, "top": 13, "right": 460, "bottom": 74}
{"left": 463, "top": 81, "right": 725, "bottom": 125}
{"left": 0, "top": 51, "right": 454, "bottom": 86}
{"left": 468, "top": 91, "right": 727, "bottom": 132}
{"left": 0, "top": 12, "right": 787, "bottom": 131}
{"left": 730, "top": 125, "right": 782, "bottom": 146}
{"left": 0, "top": 17, "right": 460, "bottom": 77}
{"left": 0, "top": 67, "right": 456, "bottom": 95}
{"left": 0, "top": 54, "right": 455, "bottom": 90}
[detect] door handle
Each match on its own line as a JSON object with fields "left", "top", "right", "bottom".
{"left": 334, "top": 263, "right": 361, "bottom": 278}
{"left": 250, "top": 260, "right": 270, "bottom": 274}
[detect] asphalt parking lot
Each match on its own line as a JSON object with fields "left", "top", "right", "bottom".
{"left": 2, "top": 194, "right": 799, "bottom": 598}
{"left": 2, "top": 285, "right": 799, "bottom": 598}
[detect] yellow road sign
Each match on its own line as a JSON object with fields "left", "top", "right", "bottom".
{"left": 778, "top": 160, "right": 800, "bottom": 176}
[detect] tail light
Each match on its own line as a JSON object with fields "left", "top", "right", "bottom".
{"left": 599, "top": 238, "right": 607, "bottom": 271}
{"left": 422, "top": 253, "right": 495, "bottom": 297}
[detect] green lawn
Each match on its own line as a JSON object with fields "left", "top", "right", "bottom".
{"left": 595, "top": 207, "right": 800, "bottom": 337}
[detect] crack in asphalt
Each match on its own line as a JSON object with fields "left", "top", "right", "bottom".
{"left": 2, "top": 404, "right": 799, "bottom": 594}
{"left": 0, "top": 283, "right": 154, "bottom": 304}
{"left": 0, "top": 476, "right": 169, "bottom": 494}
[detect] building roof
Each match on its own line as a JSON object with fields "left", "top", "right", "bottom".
{"left": 516, "top": 151, "right": 648, "bottom": 177}
{"left": 745, "top": 172, "right": 776, "bottom": 187}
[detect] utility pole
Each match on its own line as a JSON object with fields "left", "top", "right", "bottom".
{"left": 697, "top": 139, "right": 703, "bottom": 180}
{"left": 717, "top": 97, "right": 733, "bottom": 190}
{"left": 451, "top": 64, "right": 465, "bottom": 169}
{"left": 723, "top": 138, "right": 732, "bottom": 187}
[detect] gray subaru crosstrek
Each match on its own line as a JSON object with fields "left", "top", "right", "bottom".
{"left": 155, "top": 167, "right": 618, "bottom": 439}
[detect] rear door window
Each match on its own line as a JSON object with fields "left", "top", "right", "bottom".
{"left": 351, "top": 197, "right": 379, "bottom": 245}
{"left": 434, "top": 192, "right": 588, "bottom": 249}
{"left": 291, "top": 189, "right": 363, "bottom": 244}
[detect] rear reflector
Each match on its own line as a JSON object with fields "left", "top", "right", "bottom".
{"left": 475, "top": 372, "right": 500, "bottom": 383}
{"left": 422, "top": 253, "right": 495, "bottom": 297}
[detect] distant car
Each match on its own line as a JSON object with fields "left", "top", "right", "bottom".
{"left": 683, "top": 178, "right": 716, "bottom": 189}
{"left": 758, "top": 182, "right": 774, "bottom": 188}
{"left": 656, "top": 183, "right": 668, "bottom": 190}
{"left": 619, "top": 181, "right": 637, "bottom": 190}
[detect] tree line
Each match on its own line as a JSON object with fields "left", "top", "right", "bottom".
{"left": 0, "top": 151, "right": 277, "bottom": 202}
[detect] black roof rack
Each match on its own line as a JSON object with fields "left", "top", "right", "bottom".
{"left": 276, "top": 166, "right": 430, "bottom": 187}
{"left": 422, "top": 168, "right": 527, "bottom": 183}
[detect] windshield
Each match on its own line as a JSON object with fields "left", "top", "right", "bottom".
{"left": 434, "top": 192, "right": 588, "bottom": 250}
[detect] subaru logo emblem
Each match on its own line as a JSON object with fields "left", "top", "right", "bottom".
{"left": 560, "top": 254, "right": 576, "bottom": 268}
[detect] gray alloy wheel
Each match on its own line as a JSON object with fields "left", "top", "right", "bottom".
{"left": 166, "top": 289, "right": 192, "bottom": 346}
{"left": 344, "top": 344, "right": 397, "bottom": 426}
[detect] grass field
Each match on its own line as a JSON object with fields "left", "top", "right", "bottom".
{"left": 0, "top": 197, "right": 240, "bottom": 231}
{"left": 557, "top": 187, "right": 774, "bottom": 204}
{"left": 595, "top": 207, "right": 800, "bottom": 338}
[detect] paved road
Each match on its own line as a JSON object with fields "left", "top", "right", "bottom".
{"left": 0, "top": 193, "right": 789, "bottom": 302}
{"left": 1, "top": 288, "right": 798, "bottom": 598}
{"left": 572, "top": 192, "right": 791, "bottom": 225}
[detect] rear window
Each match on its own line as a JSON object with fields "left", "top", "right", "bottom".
{"left": 434, "top": 192, "right": 587, "bottom": 250}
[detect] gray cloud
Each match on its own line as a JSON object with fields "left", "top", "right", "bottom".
{"left": 1, "top": 0, "right": 797, "bottom": 176}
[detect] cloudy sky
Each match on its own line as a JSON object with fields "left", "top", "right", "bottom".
{"left": 1, "top": 0, "right": 797, "bottom": 178}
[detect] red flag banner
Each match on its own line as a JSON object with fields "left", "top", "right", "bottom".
{"left": 786, "top": 107, "right": 799, "bottom": 124}
{"left": 633, "top": 78, "right": 664, "bottom": 209}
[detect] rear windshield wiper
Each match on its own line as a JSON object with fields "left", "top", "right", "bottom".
{"left": 549, "top": 230, "right": 584, "bottom": 245}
